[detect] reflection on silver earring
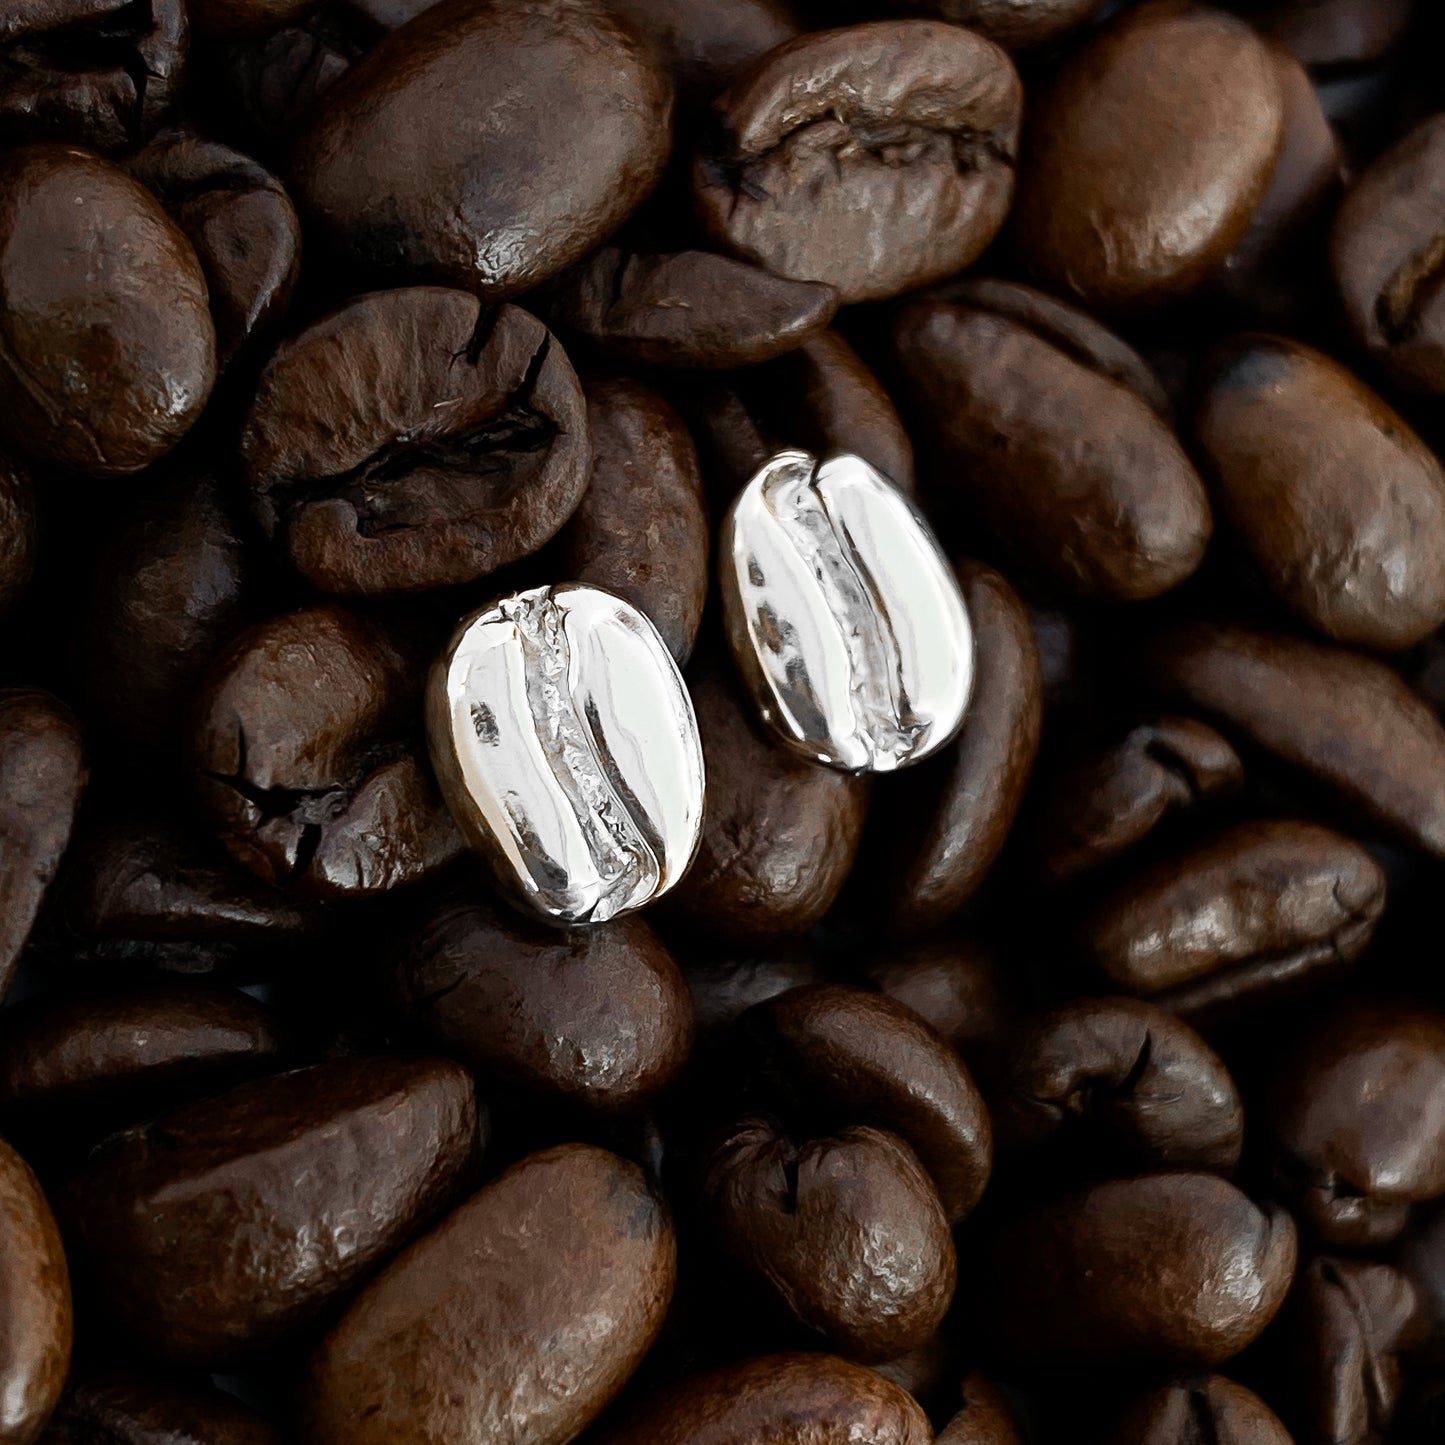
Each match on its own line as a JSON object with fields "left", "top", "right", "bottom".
{"left": 427, "top": 583, "right": 705, "bottom": 927}
{"left": 721, "top": 450, "right": 974, "bottom": 774}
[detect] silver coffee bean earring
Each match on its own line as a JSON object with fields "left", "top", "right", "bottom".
{"left": 427, "top": 583, "right": 705, "bottom": 926}
{"left": 721, "top": 450, "right": 974, "bottom": 773}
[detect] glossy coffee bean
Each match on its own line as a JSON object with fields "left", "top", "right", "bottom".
{"left": 0, "top": 146, "right": 215, "bottom": 478}
{"left": 707, "top": 1117, "right": 955, "bottom": 1360}
{"left": 396, "top": 889, "right": 693, "bottom": 1111}
{"left": 37, "top": 1374, "right": 281, "bottom": 1445}
{"left": 558, "top": 378, "right": 709, "bottom": 666}
{"left": 934, "top": 1372, "right": 1025, "bottom": 1445}
{"left": 1105, "top": 1376, "right": 1293, "bottom": 1445}
{"left": 1268, "top": 1004, "right": 1445, "bottom": 1246}
{"left": 693, "top": 22, "right": 1021, "bottom": 303}
{"left": 0, "top": 691, "right": 85, "bottom": 1001}
{"left": 1195, "top": 335, "right": 1445, "bottom": 650}
{"left": 191, "top": 605, "right": 461, "bottom": 900}
{"left": 1081, "top": 820, "right": 1385, "bottom": 1022}
{"left": 598, "top": 1353, "right": 931, "bottom": 1445}
{"left": 0, "top": 458, "right": 35, "bottom": 622}
{"left": 0, "top": 1137, "right": 71, "bottom": 1445}
{"left": 290, "top": 0, "right": 672, "bottom": 295}
{"left": 889, "top": 293, "right": 1211, "bottom": 601}
{"left": 997, "top": 997, "right": 1244, "bottom": 1173}
{"left": 996, "top": 1173, "right": 1297, "bottom": 1367}
{"left": 243, "top": 292, "right": 588, "bottom": 596}
{"left": 1014, "top": 1, "right": 1286, "bottom": 309}
{"left": 61, "top": 1056, "right": 478, "bottom": 1365}
{"left": 302, "top": 1144, "right": 674, "bottom": 1445}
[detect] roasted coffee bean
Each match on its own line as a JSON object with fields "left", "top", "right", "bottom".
{"left": 1081, "top": 819, "right": 1385, "bottom": 1023}
{"left": 997, "top": 997, "right": 1244, "bottom": 1174}
{"left": 1105, "top": 1375, "right": 1293, "bottom": 1445}
{"left": 61, "top": 1056, "right": 478, "bottom": 1365}
{"left": 681, "top": 948, "right": 824, "bottom": 1038}
{"left": 934, "top": 1372, "right": 1025, "bottom": 1445}
{"left": 873, "top": 0, "right": 1107, "bottom": 49}
{"left": 0, "top": 458, "right": 35, "bottom": 622}
{"left": 1148, "top": 622, "right": 1445, "bottom": 859}
{"left": 995, "top": 1173, "right": 1297, "bottom": 1367}
{"left": 396, "top": 889, "right": 692, "bottom": 1111}
{"left": 0, "top": 1136, "right": 71, "bottom": 1445}
{"left": 888, "top": 293, "right": 1211, "bottom": 601}
{"left": 1267, "top": 1004, "right": 1445, "bottom": 1246}
{"left": 0, "top": 146, "right": 215, "bottom": 478}
{"left": 290, "top": 0, "right": 672, "bottom": 295}
{"left": 706, "top": 1117, "right": 955, "bottom": 1360}
{"left": 558, "top": 378, "right": 709, "bottom": 665}
{"left": 868, "top": 560, "right": 1042, "bottom": 933}
{"left": 693, "top": 22, "right": 1021, "bottom": 303}
{"left": 38, "top": 1373, "right": 281, "bottom": 1445}
{"left": 243, "top": 292, "right": 588, "bottom": 596}
{"left": 1195, "top": 335, "right": 1445, "bottom": 650}
{"left": 191, "top": 605, "right": 461, "bottom": 900}
{"left": 1014, "top": 1, "right": 1286, "bottom": 309}
{"left": 0, "top": 691, "right": 85, "bottom": 1001}
{"left": 0, "top": 0, "right": 185, "bottom": 153}
{"left": 301, "top": 1144, "right": 674, "bottom": 1445}
{"left": 598, "top": 1353, "right": 931, "bottom": 1445}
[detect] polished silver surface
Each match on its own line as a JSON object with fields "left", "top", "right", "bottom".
{"left": 721, "top": 450, "right": 974, "bottom": 773}
{"left": 427, "top": 583, "right": 705, "bottom": 926}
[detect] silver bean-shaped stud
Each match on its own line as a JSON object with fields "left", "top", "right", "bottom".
{"left": 721, "top": 450, "right": 974, "bottom": 773}
{"left": 427, "top": 583, "right": 705, "bottom": 926}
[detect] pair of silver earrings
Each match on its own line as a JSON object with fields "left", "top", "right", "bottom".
{"left": 427, "top": 450, "right": 977, "bottom": 927}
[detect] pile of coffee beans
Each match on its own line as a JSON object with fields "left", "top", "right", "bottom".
{"left": 7, "top": 0, "right": 1445, "bottom": 1441}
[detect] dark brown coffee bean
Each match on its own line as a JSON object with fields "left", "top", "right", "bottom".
{"left": 888, "top": 295, "right": 1211, "bottom": 601}
{"left": 290, "top": 0, "right": 673, "bottom": 295}
{"left": 38, "top": 1373, "right": 281, "bottom": 1445}
{"left": 1035, "top": 716, "right": 1243, "bottom": 883}
{"left": 997, "top": 997, "right": 1245, "bottom": 1173}
{"left": 1014, "top": 1, "right": 1286, "bottom": 309}
{"left": 693, "top": 22, "right": 1021, "bottom": 303}
{"left": 995, "top": 1173, "right": 1297, "bottom": 1367}
{"left": 598, "top": 1353, "right": 931, "bottom": 1445}
{"left": 301, "top": 1144, "right": 674, "bottom": 1445}
{"left": 0, "top": 146, "right": 215, "bottom": 478}
{"left": 191, "top": 605, "right": 461, "bottom": 900}
{"left": 934, "top": 1372, "right": 1025, "bottom": 1445}
{"left": 1195, "top": 335, "right": 1445, "bottom": 649}
{"left": 1148, "top": 622, "right": 1445, "bottom": 859}
{"left": 0, "top": 0, "right": 184, "bottom": 153}
{"left": 1105, "top": 1375, "right": 1293, "bottom": 1445}
{"left": 706, "top": 1117, "right": 955, "bottom": 1360}
{"left": 0, "top": 457, "right": 35, "bottom": 622}
{"left": 0, "top": 1136, "right": 71, "bottom": 1445}
{"left": 1081, "top": 819, "right": 1385, "bottom": 1022}
{"left": 243, "top": 292, "right": 588, "bottom": 596}
{"left": 0, "top": 690, "right": 85, "bottom": 1002}
{"left": 558, "top": 378, "right": 708, "bottom": 665}
{"left": 61, "top": 1056, "right": 478, "bottom": 1365}
{"left": 668, "top": 665, "right": 868, "bottom": 940}
{"left": 681, "top": 948, "right": 824, "bottom": 1038}
{"left": 1268, "top": 1004, "right": 1445, "bottom": 1246}
{"left": 871, "top": 0, "right": 1108, "bottom": 49}
{"left": 744, "top": 984, "right": 992, "bottom": 1224}
{"left": 870, "top": 560, "right": 1042, "bottom": 935}
{"left": 396, "top": 889, "right": 693, "bottom": 1111}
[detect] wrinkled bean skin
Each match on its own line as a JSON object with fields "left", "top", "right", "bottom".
{"left": 0, "top": 146, "right": 215, "bottom": 478}
{"left": 60, "top": 1056, "right": 478, "bottom": 1366}
{"left": 396, "top": 890, "right": 692, "bottom": 1111}
{"left": 995, "top": 1173, "right": 1297, "bottom": 1367}
{"left": 290, "top": 0, "right": 673, "bottom": 296}
{"left": 302, "top": 1144, "right": 675, "bottom": 1445}
{"left": 1014, "top": 1, "right": 1286, "bottom": 310}
{"left": 0, "top": 691, "right": 85, "bottom": 1001}
{"left": 559, "top": 378, "right": 708, "bottom": 665}
{"left": 243, "top": 292, "right": 588, "bottom": 596}
{"left": 598, "top": 1353, "right": 932, "bottom": 1445}
{"left": 1081, "top": 820, "right": 1386, "bottom": 1022}
{"left": 1105, "top": 1375, "right": 1293, "bottom": 1445}
{"left": 1148, "top": 622, "right": 1445, "bottom": 859}
{"left": 0, "top": 1138, "right": 71, "bottom": 1445}
{"left": 889, "top": 296, "right": 1211, "bottom": 601}
{"left": 870, "top": 560, "right": 1042, "bottom": 935}
{"left": 997, "top": 997, "right": 1245, "bottom": 1174}
{"left": 1268, "top": 1005, "right": 1445, "bottom": 1247}
{"left": 934, "top": 1372, "right": 1025, "bottom": 1445}
{"left": 693, "top": 22, "right": 1021, "bottom": 303}
{"left": 1194, "top": 335, "right": 1445, "bottom": 650}
{"left": 0, "top": 459, "right": 35, "bottom": 622}
{"left": 707, "top": 1118, "right": 955, "bottom": 1360}
{"left": 37, "top": 1374, "right": 281, "bottom": 1445}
